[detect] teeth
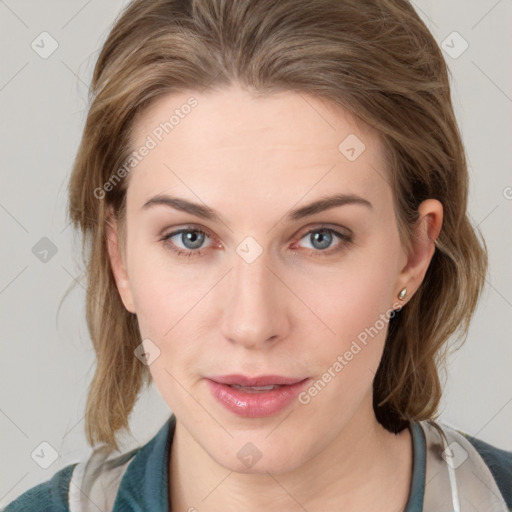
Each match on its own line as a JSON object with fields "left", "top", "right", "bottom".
{"left": 231, "top": 384, "right": 280, "bottom": 392}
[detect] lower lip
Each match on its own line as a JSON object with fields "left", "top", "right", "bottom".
{"left": 206, "top": 378, "right": 310, "bottom": 418}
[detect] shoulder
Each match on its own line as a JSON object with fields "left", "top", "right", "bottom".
{"left": 456, "top": 428, "right": 512, "bottom": 508}
{"left": 424, "top": 420, "right": 512, "bottom": 510}
{"left": 2, "top": 463, "right": 77, "bottom": 512}
{"left": 2, "top": 447, "right": 142, "bottom": 512}
{"left": 2, "top": 416, "right": 174, "bottom": 512}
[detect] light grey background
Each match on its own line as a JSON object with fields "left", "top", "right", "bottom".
{"left": 0, "top": 0, "right": 511, "bottom": 506}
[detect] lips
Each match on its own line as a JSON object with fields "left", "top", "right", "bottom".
{"left": 205, "top": 374, "right": 310, "bottom": 417}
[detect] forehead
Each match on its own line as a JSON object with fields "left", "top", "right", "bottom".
{"left": 127, "top": 86, "right": 391, "bottom": 216}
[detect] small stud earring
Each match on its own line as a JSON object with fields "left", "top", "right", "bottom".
{"left": 398, "top": 288, "right": 407, "bottom": 300}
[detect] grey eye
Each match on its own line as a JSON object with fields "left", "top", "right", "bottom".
{"left": 179, "top": 230, "right": 207, "bottom": 250}
{"left": 301, "top": 229, "right": 338, "bottom": 251}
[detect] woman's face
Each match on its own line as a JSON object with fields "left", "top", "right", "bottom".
{"left": 109, "top": 85, "right": 430, "bottom": 474}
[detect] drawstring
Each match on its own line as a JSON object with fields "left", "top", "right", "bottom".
{"left": 429, "top": 420, "right": 461, "bottom": 512}
{"left": 443, "top": 448, "right": 461, "bottom": 512}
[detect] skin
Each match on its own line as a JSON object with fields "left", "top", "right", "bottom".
{"left": 107, "top": 85, "right": 443, "bottom": 512}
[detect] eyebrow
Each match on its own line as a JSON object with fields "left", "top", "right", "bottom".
{"left": 142, "top": 193, "right": 373, "bottom": 223}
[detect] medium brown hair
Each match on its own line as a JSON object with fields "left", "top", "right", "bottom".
{"left": 67, "top": 0, "right": 487, "bottom": 451}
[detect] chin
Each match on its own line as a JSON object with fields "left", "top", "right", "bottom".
{"left": 209, "top": 436, "right": 312, "bottom": 476}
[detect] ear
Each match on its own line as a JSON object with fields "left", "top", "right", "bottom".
{"left": 106, "top": 211, "right": 136, "bottom": 314}
{"left": 395, "top": 199, "right": 443, "bottom": 304}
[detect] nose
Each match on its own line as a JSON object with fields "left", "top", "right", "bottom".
{"left": 219, "top": 248, "right": 290, "bottom": 350}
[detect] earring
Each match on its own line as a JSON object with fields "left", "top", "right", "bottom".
{"left": 398, "top": 288, "right": 407, "bottom": 300}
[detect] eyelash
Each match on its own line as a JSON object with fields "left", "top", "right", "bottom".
{"left": 159, "top": 225, "right": 353, "bottom": 259}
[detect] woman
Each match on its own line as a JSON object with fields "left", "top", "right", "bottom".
{"left": 4, "top": 0, "right": 511, "bottom": 511}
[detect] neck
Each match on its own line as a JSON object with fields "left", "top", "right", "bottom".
{"left": 169, "top": 394, "right": 413, "bottom": 512}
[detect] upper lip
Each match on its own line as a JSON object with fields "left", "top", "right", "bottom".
{"left": 207, "top": 374, "right": 308, "bottom": 386}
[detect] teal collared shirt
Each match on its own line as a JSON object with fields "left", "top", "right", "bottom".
{"left": 3, "top": 414, "right": 511, "bottom": 511}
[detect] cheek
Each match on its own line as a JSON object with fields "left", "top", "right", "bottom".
{"left": 295, "top": 292, "right": 391, "bottom": 421}
{"left": 294, "top": 241, "right": 400, "bottom": 393}
{"left": 126, "top": 246, "right": 214, "bottom": 407}
{"left": 304, "top": 249, "right": 398, "bottom": 343}
{"left": 126, "top": 244, "right": 201, "bottom": 339}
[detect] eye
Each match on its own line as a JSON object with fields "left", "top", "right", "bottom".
{"left": 294, "top": 226, "right": 352, "bottom": 257}
{"left": 160, "top": 227, "right": 212, "bottom": 258}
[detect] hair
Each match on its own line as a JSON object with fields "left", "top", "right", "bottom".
{"left": 67, "top": 0, "right": 487, "bottom": 452}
